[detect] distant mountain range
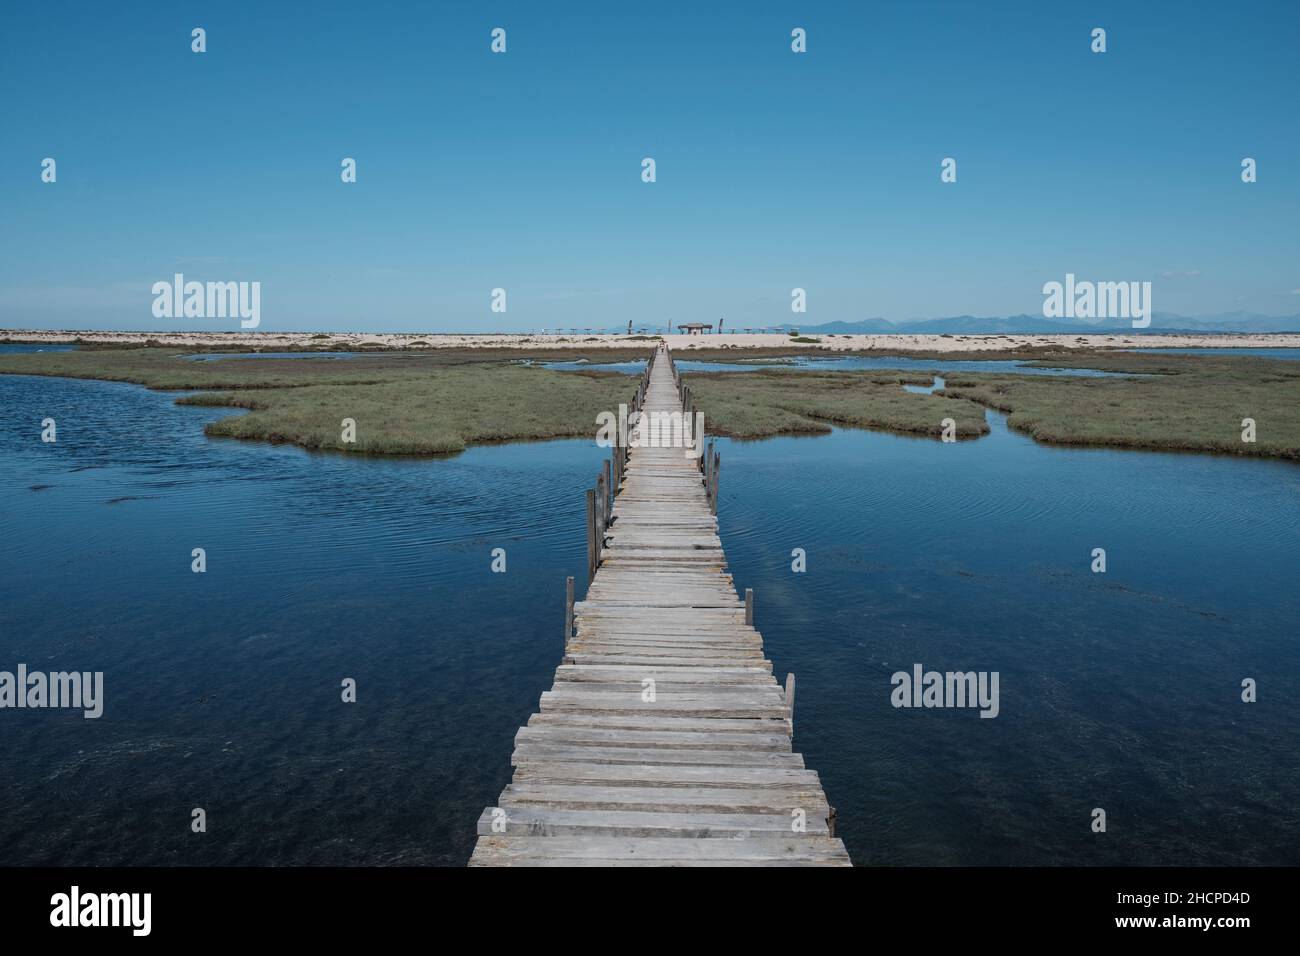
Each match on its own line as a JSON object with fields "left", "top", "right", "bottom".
{"left": 599, "top": 313, "right": 1300, "bottom": 335}
{"left": 775, "top": 313, "right": 1300, "bottom": 335}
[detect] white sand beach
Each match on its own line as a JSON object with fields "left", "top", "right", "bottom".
{"left": 5, "top": 329, "right": 1300, "bottom": 353}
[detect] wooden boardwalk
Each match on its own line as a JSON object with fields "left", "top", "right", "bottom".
{"left": 470, "top": 346, "right": 850, "bottom": 866}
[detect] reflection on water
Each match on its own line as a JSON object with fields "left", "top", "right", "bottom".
{"left": 1125, "top": 347, "right": 1300, "bottom": 360}
{"left": 186, "top": 352, "right": 361, "bottom": 361}
{"left": 0, "top": 343, "right": 75, "bottom": 355}
{"left": 1, "top": 371, "right": 1296, "bottom": 865}
{"left": 546, "top": 356, "right": 1134, "bottom": 377}
{"left": 903, "top": 376, "right": 945, "bottom": 395}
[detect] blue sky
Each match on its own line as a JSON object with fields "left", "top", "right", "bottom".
{"left": 2, "top": 0, "right": 1297, "bottom": 333}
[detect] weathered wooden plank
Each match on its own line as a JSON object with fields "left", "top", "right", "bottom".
{"left": 565, "top": 653, "right": 770, "bottom": 668}
{"left": 497, "top": 783, "right": 827, "bottom": 816}
{"left": 525, "top": 712, "right": 791, "bottom": 734}
{"left": 542, "top": 683, "right": 785, "bottom": 698}
{"left": 554, "top": 664, "right": 775, "bottom": 683}
{"left": 510, "top": 761, "right": 822, "bottom": 789}
{"left": 514, "top": 725, "right": 791, "bottom": 751}
{"left": 511, "top": 742, "right": 805, "bottom": 768}
{"left": 476, "top": 807, "right": 828, "bottom": 838}
{"left": 469, "top": 835, "right": 851, "bottom": 866}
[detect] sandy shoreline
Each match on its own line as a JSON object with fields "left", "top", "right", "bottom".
{"left": 4, "top": 329, "right": 1300, "bottom": 353}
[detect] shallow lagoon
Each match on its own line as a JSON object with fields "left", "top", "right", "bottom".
{"left": 1, "top": 370, "right": 1296, "bottom": 865}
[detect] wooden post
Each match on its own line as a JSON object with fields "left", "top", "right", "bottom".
{"left": 710, "top": 451, "right": 721, "bottom": 512}
{"left": 586, "top": 488, "right": 597, "bottom": 578}
{"left": 785, "top": 672, "right": 796, "bottom": 724}
{"left": 744, "top": 588, "right": 753, "bottom": 625}
{"left": 601, "top": 465, "right": 609, "bottom": 533}
{"left": 596, "top": 471, "right": 606, "bottom": 538}
{"left": 565, "top": 576, "right": 574, "bottom": 641}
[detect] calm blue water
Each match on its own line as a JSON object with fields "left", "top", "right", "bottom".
{"left": 718, "top": 418, "right": 1300, "bottom": 866}
{"left": 2, "top": 373, "right": 1297, "bottom": 865}
{"left": 903, "top": 375, "right": 945, "bottom": 394}
{"left": 1126, "top": 348, "right": 1300, "bottom": 360}
{"left": 0, "top": 374, "right": 601, "bottom": 865}
{"left": 186, "top": 351, "right": 361, "bottom": 361}
{"left": 546, "top": 357, "right": 1133, "bottom": 377}
{"left": 0, "top": 343, "right": 75, "bottom": 355}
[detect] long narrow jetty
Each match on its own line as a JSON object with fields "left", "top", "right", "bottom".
{"left": 470, "top": 346, "right": 850, "bottom": 866}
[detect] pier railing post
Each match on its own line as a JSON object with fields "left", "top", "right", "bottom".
{"left": 709, "top": 451, "right": 721, "bottom": 513}
{"left": 744, "top": 588, "right": 753, "bottom": 625}
{"left": 596, "top": 470, "right": 606, "bottom": 539}
{"left": 605, "top": 472, "right": 610, "bottom": 532}
{"left": 586, "top": 488, "right": 598, "bottom": 579}
{"left": 565, "top": 576, "right": 574, "bottom": 641}
{"left": 785, "top": 672, "right": 796, "bottom": 728}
